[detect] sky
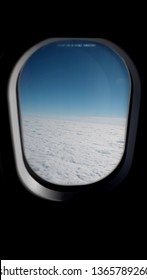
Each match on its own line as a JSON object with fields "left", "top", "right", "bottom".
{"left": 18, "top": 39, "right": 131, "bottom": 119}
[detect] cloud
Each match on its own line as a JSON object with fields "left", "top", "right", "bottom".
{"left": 22, "top": 115, "right": 126, "bottom": 186}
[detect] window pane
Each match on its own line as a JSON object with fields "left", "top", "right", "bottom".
{"left": 18, "top": 39, "right": 131, "bottom": 186}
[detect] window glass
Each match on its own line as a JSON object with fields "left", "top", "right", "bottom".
{"left": 18, "top": 39, "right": 131, "bottom": 186}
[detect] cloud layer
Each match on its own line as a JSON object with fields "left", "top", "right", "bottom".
{"left": 22, "top": 115, "right": 126, "bottom": 185}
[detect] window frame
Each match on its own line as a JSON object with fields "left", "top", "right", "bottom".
{"left": 8, "top": 38, "right": 141, "bottom": 201}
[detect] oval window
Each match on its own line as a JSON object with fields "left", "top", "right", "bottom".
{"left": 8, "top": 38, "right": 141, "bottom": 201}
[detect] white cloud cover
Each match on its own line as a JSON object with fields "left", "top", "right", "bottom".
{"left": 21, "top": 115, "right": 127, "bottom": 186}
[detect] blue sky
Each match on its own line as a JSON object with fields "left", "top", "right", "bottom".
{"left": 18, "top": 40, "right": 131, "bottom": 118}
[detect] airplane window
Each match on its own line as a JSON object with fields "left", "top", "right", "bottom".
{"left": 8, "top": 38, "right": 141, "bottom": 201}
